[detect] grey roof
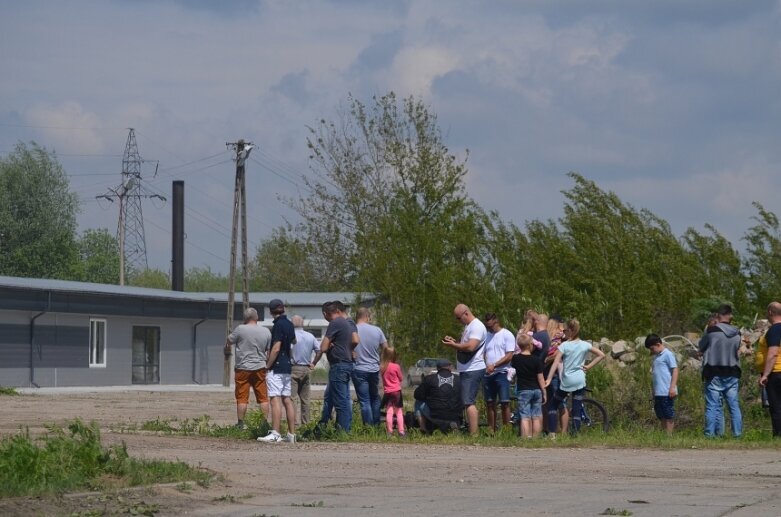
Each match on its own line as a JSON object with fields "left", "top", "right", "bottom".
{"left": 0, "top": 275, "right": 370, "bottom": 307}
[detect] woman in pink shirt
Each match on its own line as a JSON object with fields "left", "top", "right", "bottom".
{"left": 381, "top": 347, "right": 405, "bottom": 437}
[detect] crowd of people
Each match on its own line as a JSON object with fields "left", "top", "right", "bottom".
{"left": 223, "top": 299, "right": 781, "bottom": 442}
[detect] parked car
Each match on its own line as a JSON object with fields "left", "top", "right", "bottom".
{"left": 407, "top": 357, "right": 448, "bottom": 386}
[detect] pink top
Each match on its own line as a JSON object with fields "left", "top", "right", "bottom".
{"left": 382, "top": 362, "right": 403, "bottom": 393}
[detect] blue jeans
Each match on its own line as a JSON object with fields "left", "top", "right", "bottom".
{"left": 352, "top": 369, "right": 380, "bottom": 425}
{"left": 704, "top": 376, "right": 742, "bottom": 437}
{"left": 459, "top": 369, "right": 485, "bottom": 406}
{"left": 518, "top": 389, "right": 543, "bottom": 418}
{"left": 327, "top": 362, "right": 354, "bottom": 433}
{"left": 483, "top": 372, "right": 511, "bottom": 403}
{"left": 549, "top": 387, "right": 585, "bottom": 434}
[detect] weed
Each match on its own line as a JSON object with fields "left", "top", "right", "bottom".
{"left": 213, "top": 494, "right": 238, "bottom": 503}
{"left": 175, "top": 481, "right": 193, "bottom": 492}
{"left": 134, "top": 410, "right": 270, "bottom": 440}
{"left": 292, "top": 500, "right": 325, "bottom": 507}
{"left": 601, "top": 509, "right": 633, "bottom": 516}
{"left": 0, "top": 419, "right": 211, "bottom": 497}
{"left": 0, "top": 386, "right": 19, "bottom": 396}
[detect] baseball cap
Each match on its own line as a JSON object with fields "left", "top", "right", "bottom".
{"left": 436, "top": 358, "right": 452, "bottom": 368}
{"left": 268, "top": 298, "right": 285, "bottom": 312}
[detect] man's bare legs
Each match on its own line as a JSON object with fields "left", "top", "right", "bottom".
{"left": 466, "top": 404, "right": 479, "bottom": 435}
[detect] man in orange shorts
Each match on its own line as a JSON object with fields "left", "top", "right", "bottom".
{"left": 225, "top": 307, "right": 271, "bottom": 429}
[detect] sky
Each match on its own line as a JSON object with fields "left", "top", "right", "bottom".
{"left": 1, "top": 0, "right": 780, "bottom": 276}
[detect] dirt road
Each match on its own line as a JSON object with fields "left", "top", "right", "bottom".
{"left": 2, "top": 390, "right": 780, "bottom": 516}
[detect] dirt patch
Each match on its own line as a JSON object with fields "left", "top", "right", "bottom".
{"left": 2, "top": 391, "right": 781, "bottom": 516}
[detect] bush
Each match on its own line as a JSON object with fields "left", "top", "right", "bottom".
{"left": 0, "top": 420, "right": 209, "bottom": 497}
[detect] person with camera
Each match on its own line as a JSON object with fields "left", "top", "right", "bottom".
{"left": 442, "top": 304, "right": 486, "bottom": 436}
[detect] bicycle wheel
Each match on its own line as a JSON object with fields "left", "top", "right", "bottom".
{"left": 569, "top": 398, "right": 609, "bottom": 435}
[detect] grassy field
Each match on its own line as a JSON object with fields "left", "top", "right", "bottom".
{"left": 0, "top": 419, "right": 211, "bottom": 498}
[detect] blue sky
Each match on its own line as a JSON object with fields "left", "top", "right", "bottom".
{"left": 1, "top": 0, "right": 779, "bottom": 274}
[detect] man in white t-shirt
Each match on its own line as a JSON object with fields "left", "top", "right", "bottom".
{"left": 442, "top": 303, "right": 486, "bottom": 436}
{"left": 483, "top": 313, "right": 515, "bottom": 432}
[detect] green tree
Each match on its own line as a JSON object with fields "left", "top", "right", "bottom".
{"left": 743, "top": 202, "right": 781, "bottom": 312}
{"left": 185, "top": 266, "right": 229, "bottom": 292}
{"left": 127, "top": 268, "right": 170, "bottom": 289}
{"left": 683, "top": 224, "right": 749, "bottom": 326}
{"left": 249, "top": 226, "right": 335, "bottom": 291}
{"left": 0, "top": 142, "right": 80, "bottom": 279}
{"left": 289, "top": 92, "right": 489, "bottom": 357}
{"left": 77, "top": 228, "right": 120, "bottom": 284}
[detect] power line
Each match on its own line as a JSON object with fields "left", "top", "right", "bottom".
{"left": 144, "top": 217, "right": 228, "bottom": 263}
{"left": 0, "top": 123, "right": 127, "bottom": 130}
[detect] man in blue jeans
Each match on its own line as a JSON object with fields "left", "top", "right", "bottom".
{"left": 319, "top": 301, "right": 359, "bottom": 433}
{"left": 352, "top": 308, "right": 388, "bottom": 426}
{"left": 699, "top": 304, "right": 743, "bottom": 438}
{"left": 442, "top": 303, "right": 487, "bottom": 436}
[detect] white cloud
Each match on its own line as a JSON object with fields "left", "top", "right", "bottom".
{"left": 384, "top": 46, "right": 459, "bottom": 96}
{"left": 24, "top": 102, "right": 106, "bottom": 154}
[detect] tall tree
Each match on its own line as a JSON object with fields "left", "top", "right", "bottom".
{"left": 249, "top": 226, "right": 335, "bottom": 291}
{"left": 185, "top": 266, "right": 229, "bottom": 292}
{"left": 743, "top": 202, "right": 781, "bottom": 312}
{"left": 289, "top": 93, "right": 488, "bottom": 356}
{"left": 127, "top": 268, "right": 170, "bottom": 289}
{"left": 77, "top": 228, "right": 120, "bottom": 284}
{"left": 0, "top": 142, "right": 80, "bottom": 279}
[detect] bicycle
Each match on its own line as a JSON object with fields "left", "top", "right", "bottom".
{"left": 566, "top": 387, "right": 609, "bottom": 435}
{"left": 510, "top": 387, "right": 610, "bottom": 436}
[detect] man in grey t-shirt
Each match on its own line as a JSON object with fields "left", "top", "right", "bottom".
{"left": 352, "top": 308, "right": 388, "bottom": 425}
{"left": 224, "top": 307, "right": 271, "bottom": 429}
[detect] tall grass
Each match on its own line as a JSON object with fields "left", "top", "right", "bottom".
{"left": 0, "top": 420, "right": 210, "bottom": 498}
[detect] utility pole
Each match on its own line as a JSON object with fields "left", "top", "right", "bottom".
{"left": 223, "top": 139, "right": 254, "bottom": 387}
{"left": 97, "top": 129, "right": 164, "bottom": 285}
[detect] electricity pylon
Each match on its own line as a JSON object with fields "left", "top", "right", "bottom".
{"left": 97, "top": 128, "right": 164, "bottom": 285}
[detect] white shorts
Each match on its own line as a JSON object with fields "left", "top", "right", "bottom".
{"left": 267, "top": 371, "right": 292, "bottom": 397}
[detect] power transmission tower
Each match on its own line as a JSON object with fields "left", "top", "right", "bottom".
{"left": 223, "top": 139, "right": 254, "bottom": 387}
{"left": 97, "top": 128, "right": 165, "bottom": 285}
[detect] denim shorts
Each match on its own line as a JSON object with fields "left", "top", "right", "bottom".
{"left": 459, "top": 369, "right": 485, "bottom": 406}
{"left": 654, "top": 396, "right": 675, "bottom": 420}
{"left": 483, "top": 371, "right": 511, "bottom": 403}
{"left": 518, "top": 389, "right": 543, "bottom": 418}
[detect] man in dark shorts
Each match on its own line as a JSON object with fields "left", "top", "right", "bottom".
{"left": 224, "top": 307, "right": 271, "bottom": 429}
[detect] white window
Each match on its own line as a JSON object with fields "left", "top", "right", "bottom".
{"left": 89, "top": 319, "right": 107, "bottom": 367}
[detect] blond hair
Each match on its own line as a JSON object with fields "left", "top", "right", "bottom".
{"left": 517, "top": 333, "right": 534, "bottom": 352}
{"left": 380, "top": 346, "right": 398, "bottom": 373}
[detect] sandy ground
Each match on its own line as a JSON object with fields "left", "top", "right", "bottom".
{"left": 2, "top": 389, "right": 781, "bottom": 516}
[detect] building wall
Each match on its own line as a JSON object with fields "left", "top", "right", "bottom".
{"left": 0, "top": 309, "right": 227, "bottom": 388}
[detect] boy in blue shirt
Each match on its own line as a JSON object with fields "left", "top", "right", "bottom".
{"left": 645, "top": 334, "right": 679, "bottom": 435}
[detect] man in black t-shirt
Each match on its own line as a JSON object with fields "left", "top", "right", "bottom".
{"left": 319, "top": 301, "right": 359, "bottom": 433}
{"left": 259, "top": 299, "right": 298, "bottom": 443}
{"left": 759, "top": 302, "right": 781, "bottom": 436}
{"left": 414, "top": 359, "right": 463, "bottom": 433}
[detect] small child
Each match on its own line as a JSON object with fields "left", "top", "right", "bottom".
{"left": 381, "top": 347, "right": 405, "bottom": 437}
{"left": 645, "top": 334, "right": 679, "bottom": 435}
{"left": 511, "top": 334, "right": 547, "bottom": 438}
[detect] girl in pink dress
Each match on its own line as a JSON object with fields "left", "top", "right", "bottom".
{"left": 381, "top": 347, "right": 405, "bottom": 437}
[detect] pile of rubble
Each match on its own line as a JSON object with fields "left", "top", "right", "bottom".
{"left": 591, "top": 319, "right": 769, "bottom": 371}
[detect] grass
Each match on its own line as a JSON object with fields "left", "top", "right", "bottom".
{"left": 0, "top": 386, "right": 18, "bottom": 396}
{"left": 129, "top": 409, "right": 271, "bottom": 440}
{"left": 0, "top": 419, "right": 211, "bottom": 498}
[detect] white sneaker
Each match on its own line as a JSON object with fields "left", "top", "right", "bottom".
{"left": 282, "top": 433, "right": 296, "bottom": 443}
{"left": 257, "top": 430, "right": 282, "bottom": 442}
